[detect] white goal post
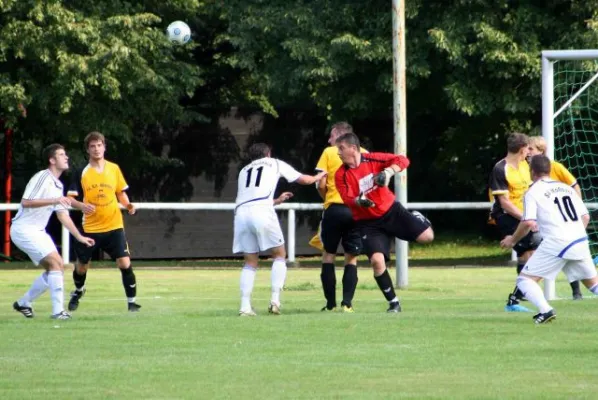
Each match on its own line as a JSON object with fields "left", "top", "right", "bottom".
{"left": 541, "top": 49, "right": 598, "bottom": 300}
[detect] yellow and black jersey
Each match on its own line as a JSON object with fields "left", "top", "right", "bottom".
{"left": 315, "top": 146, "right": 368, "bottom": 209}
{"left": 550, "top": 160, "right": 577, "bottom": 187}
{"left": 68, "top": 161, "right": 129, "bottom": 233}
{"left": 488, "top": 158, "right": 531, "bottom": 218}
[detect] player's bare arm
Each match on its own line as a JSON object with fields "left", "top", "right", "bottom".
{"left": 274, "top": 192, "right": 294, "bottom": 205}
{"left": 21, "top": 196, "right": 71, "bottom": 209}
{"left": 55, "top": 211, "right": 95, "bottom": 247}
{"left": 582, "top": 213, "right": 590, "bottom": 228}
{"left": 500, "top": 220, "right": 534, "bottom": 249}
{"left": 296, "top": 171, "right": 327, "bottom": 185}
{"left": 117, "top": 191, "right": 136, "bottom": 215}
{"left": 316, "top": 174, "right": 327, "bottom": 200}
{"left": 68, "top": 198, "right": 96, "bottom": 215}
{"left": 496, "top": 195, "right": 523, "bottom": 220}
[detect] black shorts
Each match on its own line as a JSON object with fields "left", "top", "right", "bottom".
{"left": 320, "top": 203, "right": 362, "bottom": 255}
{"left": 74, "top": 228, "right": 130, "bottom": 264}
{"left": 495, "top": 213, "right": 541, "bottom": 257}
{"left": 357, "top": 202, "right": 430, "bottom": 259}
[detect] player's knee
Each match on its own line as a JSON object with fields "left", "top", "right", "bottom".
{"left": 416, "top": 227, "right": 434, "bottom": 243}
{"left": 44, "top": 255, "right": 64, "bottom": 271}
{"left": 322, "top": 252, "right": 336, "bottom": 263}
{"left": 271, "top": 245, "right": 286, "bottom": 260}
{"left": 370, "top": 253, "right": 386, "bottom": 274}
{"left": 116, "top": 257, "right": 131, "bottom": 269}
{"left": 344, "top": 254, "right": 358, "bottom": 265}
{"left": 76, "top": 263, "right": 90, "bottom": 274}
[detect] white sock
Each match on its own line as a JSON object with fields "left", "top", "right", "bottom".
{"left": 240, "top": 265, "right": 257, "bottom": 311}
{"left": 589, "top": 284, "right": 598, "bottom": 295}
{"left": 47, "top": 271, "right": 65, "bottom": 315}
{"left": 270, "top": 258, "right": 287, "bottom": 306}
{"left": 19, "top": 272, "right": 49, "bottom": 307}
{"left": 517, "top": 276, "right": 552, "bottom": 313}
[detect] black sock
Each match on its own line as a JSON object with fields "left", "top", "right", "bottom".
{"left": 507, "top": 286, "right": 524, "bottom": 305}
{"left": 516, "top": 263, "right": 525, "bottom": 274}
{"left": 374, "top": 269, "right": 397, "bottom": 302}
{"left": 73, "top": 269, "right": 87, "bottom": 290}
{"left": 320, "top": 263, "right": 336, "bottom": 308}
{"left": 120, "top": 266, "right": 137, "bottom": 299}
{"left": 341, "top": 264, "right": 358, "bottom": 307}
{"left": 570, "top": 280, "right": 581, "bottom": 294}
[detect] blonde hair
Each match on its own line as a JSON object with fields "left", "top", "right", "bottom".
{"left": 529, "top": 136, "right": 547, "bottom": 154}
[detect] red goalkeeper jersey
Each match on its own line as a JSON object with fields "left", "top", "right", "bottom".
{"left": 335, "top": 152, "right": 410, "bottom": 220}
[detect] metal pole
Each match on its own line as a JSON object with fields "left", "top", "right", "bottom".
{"left": 541, "top": 52, "right": 556, "bottom": 300}
{"left": 287, "top": 209, "right": 296, "bottom": 264}
{"left": 61, "top": 225, "right": 70, "bottom": 264}
{"left": 392, "top": 0, "right": 408, "bottom": 288}
{"left": 3, "top": 128, "right": 12, "bottom": 259}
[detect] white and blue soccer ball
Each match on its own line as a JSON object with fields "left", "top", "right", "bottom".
{"left": 166, "top": 21, "right": 191, "bottom": 45}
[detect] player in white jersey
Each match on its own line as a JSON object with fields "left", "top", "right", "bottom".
{"left": 501, "top": 155, "right": 598, "bottom": 324}
{"left": 234, "top": 143, "right": 327, "bottom": 316}
{"left": 11, "top": 144, "right": 95, "bottom": 320}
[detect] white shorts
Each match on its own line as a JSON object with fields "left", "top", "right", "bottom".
{"left": 232, "top": 205, "right": 285, "bottom": 254}
{"left": 522, "top": 242, "right": 597, "bottom": 282}
{"left": 10, "top": 226, "right": 58, "bottom": 266}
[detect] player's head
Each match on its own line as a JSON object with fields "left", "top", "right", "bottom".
{"left": 335, "top": 132, "right": 361, "bottom": 165}
{"left": 529, "top": 154, "right": 551, "bottom": 180}
{"left": 43, "top": 143, "right": 68, "bottom": 171}
{"left": 247, "top": 143, "right": 271, "bottom": 161}
{"left": 506, "top": 132, "right": 529, "bottom": 159}
{"left": 85, "top": 131, "right": 106, "bottom": 161}
{"left": 528, "top": 136, "right": 547, "bottom": 157}
{"left": 328, "top": 122, "right": 353, "bottom": 146}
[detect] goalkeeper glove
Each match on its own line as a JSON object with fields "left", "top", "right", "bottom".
{"left": 374, "top": 167, "right": 396, "bottom": 187}
{"left": 355, "top": 193, "right": 375, "bottom": 208}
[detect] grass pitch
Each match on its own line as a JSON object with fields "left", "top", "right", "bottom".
{"left": 0, "top": 267, "right": 596, "bottom": 399}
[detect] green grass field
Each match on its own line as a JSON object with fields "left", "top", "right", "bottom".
{"left": 1, "top": 267, "right": 597, "bottom": 399}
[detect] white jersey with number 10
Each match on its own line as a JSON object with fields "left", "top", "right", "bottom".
{"left": 235, "top": 157, "right": 301, "bottom": 209}
{"left": 522, "top": 179, "right": 589, "bottom": 259}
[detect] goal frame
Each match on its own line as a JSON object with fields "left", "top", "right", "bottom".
{"left": 541, "top": 49, "right": 598, "bottom": 300}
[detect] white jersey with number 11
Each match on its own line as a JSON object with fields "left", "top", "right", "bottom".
{"left": 522, "top": 179, "right": 589, "bottom": 259}
{"left": 235, "top": 157, "right": 301, "bottom": 209}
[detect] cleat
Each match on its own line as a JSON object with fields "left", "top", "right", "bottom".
{"left": 268, "top": 303, "right": 281, "bottom": 315}
{"left": 573, "top": 292, "right": 583, "bottom": 300}
{"left": 13, "top": 301, "right": 34, "bottom": 318}
{"left": 239, "top": 309, "right": 257, "bottom": 317}
{"left": 387, "top": 301, "right": 401, "bottom": 313}
{"left": 340, "top": 304, "right": 354, "bottom": 313}
{"left": 505, "top": 304, "right": 531, "bottom": 312}
{"left": 51, "top": 311, "right": 72, "bottom": 320}
{"left": 68, "top": 289, "right": 86, "bottom": 311}
{"left": 533, "top": 310, "right": 556, "bottom": 324}
{"left": 128, "top": 303, "right": 141, "bottom": 312}
{"left": 320, "top": 305, "right": 337, "bottom": 312}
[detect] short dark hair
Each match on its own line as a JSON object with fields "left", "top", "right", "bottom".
{"left": 84, "top": 131, "right": 105, "bottom": 149}
{"left": 335, "top": 132, "right": 360, "bottom": 148}
{"left": 247, "top": 143, "right": 271, "bottom": 161}
{"left": 506, "top": 132, "right": 529, "bottom": 153}
{"left": 42, "top": 143, "right": 64, "bottom": 165}
{"left": 530, "top": 154, "right": 551, "bottom": 176}
{"left": 330, "top": 121, "right": 353, "bottom": 136}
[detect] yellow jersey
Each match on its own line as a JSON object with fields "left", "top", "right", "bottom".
{"left": 488, "top": 158, "right": 531, "bottom": 217}
{"left": 550, "top": 160, "right": 577, "bottom": 186}
{"left": 68, "top": 161, "right": 129, "bottom": 233}
{"left": 315, "top": 146, "right": 368, "bottom": 209}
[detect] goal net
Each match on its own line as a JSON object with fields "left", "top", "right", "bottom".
{"left": 542, "top": 50, "right": 598, "bottom": 299}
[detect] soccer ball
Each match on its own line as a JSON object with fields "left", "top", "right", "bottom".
{"left": 166, "top": 21, "right": 191, "bottom": 45}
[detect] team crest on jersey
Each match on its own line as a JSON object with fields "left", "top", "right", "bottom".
{"left": 358, "top": 173, "right": 375, "bottom": 194}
